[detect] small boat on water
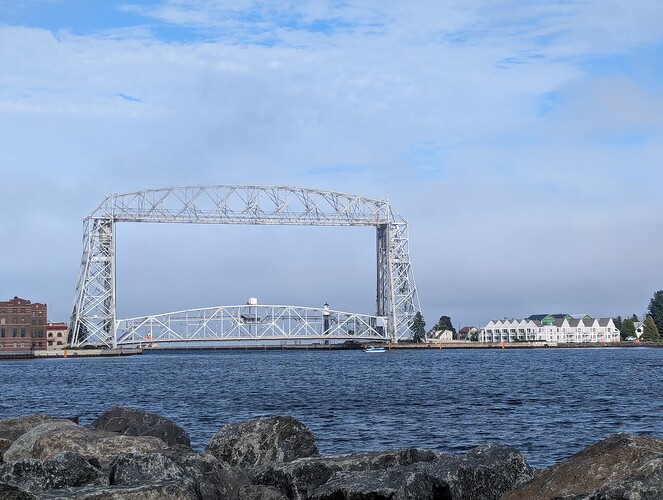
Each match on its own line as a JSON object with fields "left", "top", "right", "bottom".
{"left": 363, "top": 345, "right": 386, "bottom": 353}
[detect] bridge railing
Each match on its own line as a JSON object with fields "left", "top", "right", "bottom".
{"left": 115, "top": 304, "right": 388, "bottom": 345}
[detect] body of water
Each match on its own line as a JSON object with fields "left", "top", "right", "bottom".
{"left": 1, "top": 347, "right": 661, "bottom": 468}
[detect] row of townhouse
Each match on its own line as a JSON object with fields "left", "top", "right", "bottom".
{"left": 480, "top": 314, "right": 620, "bottom": 343}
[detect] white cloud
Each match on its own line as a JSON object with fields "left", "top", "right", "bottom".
{"left": 1, "top": 0, "right": 663, "bottom": 326}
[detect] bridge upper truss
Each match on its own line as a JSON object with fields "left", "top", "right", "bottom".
{"left": 70, "top": 185, "right": 420, "bottom": 347}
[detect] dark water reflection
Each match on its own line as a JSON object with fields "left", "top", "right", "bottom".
{"left": 1, "top": 347, "right": 661, "bottom": 467}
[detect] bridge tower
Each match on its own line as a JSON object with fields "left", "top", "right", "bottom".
{"left": 69, "top": 185, "right": 420, "bottom": 347}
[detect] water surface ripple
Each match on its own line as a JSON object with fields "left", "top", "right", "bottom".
{"left": 1, "top": 348, "right": 661, "bottom": 468}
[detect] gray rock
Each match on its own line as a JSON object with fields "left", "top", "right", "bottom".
{"left": 1, "top": 438, "right": 11, "bottom": 462}
{"left": 38, "top": 481, "right": 199, "bottom": 499}
{"left": 89, "top": 407, "right": 191, "bottom": 448}
{"left": 309, "top": 467, "right": 451, "bottom": 500}
{"left": 109, "top": 452, "right": 189, "bottom": 486}
{"left": 503, "top": 433, "right": 663, "bottom": 500}
{"left": 0, "top": 482, "right": 36, "bottom": 499}
{"left": 4, "top": 421, "right": 167, "bottom": 468}
{"left": 444, "top": 443, "right": 535, "bottom": 499}
{"left": 170, "top": 450, "right": 250, "bottom": 500}
{"left": 305, "top": 444, "right": 531, "bottom": 500}
{"left": 109, "top": 450, "right": 250, "bottom": 500}
{"left": 572, "top": 455, "right": 663, "bottom": 499}
{"left": 206, "top": 416, "right": 319, "bottom": 468}
{"left": 250, "top": 448, "right": 439, "bottom": 500}
{"left": 4, "top": 421, "right": 80, "bottom": 463}
{"left": 0, "top": 452, "right": 107, "bottom": 494}
{"left": 0, "top": 415, "right": 55, "bottom": 446}
{"left": 237, "top": 484, "right": 289, "bottom": 500}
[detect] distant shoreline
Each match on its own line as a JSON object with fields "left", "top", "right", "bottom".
{"left": 141, "top": 341, "right": 662, "bottom": 352}
{"left": 2, "top": 341, "right": 659, "bottom": 361}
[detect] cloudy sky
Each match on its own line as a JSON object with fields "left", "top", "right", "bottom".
{"left": 1, "top": 0, "right": 662, "bottom": 329}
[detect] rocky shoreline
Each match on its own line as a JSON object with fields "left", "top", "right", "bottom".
{"left": 0, "top": 407, "right": 661, "bottom": 499}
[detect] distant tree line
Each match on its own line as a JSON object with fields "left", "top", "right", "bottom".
{"left": 410, "top": 313, "right": 459, "bottom": 343}
{"left": 613, "top": 290, "right": 663, "bottom": 342}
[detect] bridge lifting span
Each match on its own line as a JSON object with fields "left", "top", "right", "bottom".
{"left": 70, "top": 185, "right": 420, "bottom": 347}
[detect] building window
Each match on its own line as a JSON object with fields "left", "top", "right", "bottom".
{"left": 56, "top": 332, "right": 62, "bottom": 338}
{"left": 12, "top": 328, "right": 17, "bottom": 337}
{"left": 0, "top": 328, "right": 4, "bottom": 337}
{"left": 31, "top": 329, "right": 36, "bottom": 338}
{"left": 20, "top": 328, "right": 26, "bottom": 337}
{"left": 38, "top": 329, "right": 43, "bottom": 337}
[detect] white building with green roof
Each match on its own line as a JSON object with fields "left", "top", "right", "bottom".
{"left": 480, "top": 315, "right": 620, "bottom": 343}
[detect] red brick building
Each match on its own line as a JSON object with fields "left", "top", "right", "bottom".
{"left": 0, "top": 296, "right": 48, "bottom": 352}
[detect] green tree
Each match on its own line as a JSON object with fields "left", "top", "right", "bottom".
{"left": 621, "top": 318, "right": 636, "bottom": 340}
{"left": 613, "top": 316, "right": 623, "bottom": 332}
{"left": 631, "top": 313, "right": 639, "bottom": 322}
{"left": 642, "top": 315, "right": 660, "bottom": 342}
{"left": 433, "top": 315, "right": 455, "bottom": 333}
{"left": 648, "top": 290, "right": 663, "bottom": 336}
{"left": 411, "top": 312, "right": 426, "bottom": 343}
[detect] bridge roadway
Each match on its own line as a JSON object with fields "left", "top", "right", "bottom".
{"left": 114, "top": 303, "right": 388, "bottom": 346}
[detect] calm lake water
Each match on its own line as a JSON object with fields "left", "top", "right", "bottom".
{"left": 1, "top": 347, "right": 662, "bottom": 468}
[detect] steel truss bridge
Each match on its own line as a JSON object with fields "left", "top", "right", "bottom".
{"left": 70, "top": 185, "right": 420, "bottom": 347}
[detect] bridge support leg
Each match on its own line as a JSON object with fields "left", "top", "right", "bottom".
{"left": 70, "top": 217, "right": 117, "bottom": 347}
{"left": 376, "top": 224, "right": 395, "bottom": 341}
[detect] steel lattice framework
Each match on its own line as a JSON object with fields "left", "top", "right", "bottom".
{"left": 70, "top": 185, "right": 420, "bottom": 347}
{"left": 116, "top": 305, "right": 386, "bottom": 345}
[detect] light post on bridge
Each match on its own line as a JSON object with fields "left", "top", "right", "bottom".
{"left": 322, "top": 303, "right": 331, "bottom": 331}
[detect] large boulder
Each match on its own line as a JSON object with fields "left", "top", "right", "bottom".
{"left": 503, "top": 433, "right": 663, "bottom": 499}
{"left": 109, "top": 452, "right": 190, "bottom": 487}
{"left": 250, "top": 448, "right": 439, "bottom": 500}
{"left": 206, "top": 416, "right": 319, "bottom": 468}
{"left": 4, "top": 421, "right": 167, "bottom": 468}
{"left": 0, "top": 482, "right": 35, "bottom": 499}
{"left": 305, "top": 444, "right": 532, "bottom": 500}
{"left": 38, "top": 481, "right": 199, "bottom": 499}
{"left": 109, "top": 450, "right": 250, "bottom": 499}
{"left": 172, "top": 450, "right": 250, "bottom": 500}
{"left": 4, "top": 421, "right": 80, "bottom": 462}
{"left": 0, "top": 414, "right": 55, "bottom": 445}
{"left": 578, "top": 456, "right": 663, "bottom": 499}
{"left": 89, "top": 407, "right": 191, "bottom": 448}
{"left": 309, "top": 467, "right": 450, "bottom": 500}
{"left": 1, "top": 438, "right": 11, "bottom": 461}
{"left": 237, "top": 485, "right": 288, "bottom": 500}
{"left": 0, "top": 452, "right": 107, "bottom": 494}
{"left": 443, "top": 443, "right": 535, "bottom": 499}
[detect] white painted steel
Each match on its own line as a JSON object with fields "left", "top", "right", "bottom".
{"left": 70, "top": 185, "right": 420, "bottom": 347}
{"left": 116, "top": 305, "right": 387, "bottom": 345}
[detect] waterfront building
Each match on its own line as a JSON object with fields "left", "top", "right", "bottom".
{"left": 0, "top": 296, "right": 48, "bottom": 352}
{"left": 47, "top": 322, "right": 68, "bottom": 350}
{"left": 480, "top": 314, "right": 620, "bottom": 343}
{"left": 427, "top": 329, "right": 454, "bottom": 341}
{"left": 634, "top": 321, "right": 644, "bottom": 339}
{"left": 457, "top": 326, "right": 478, "bottom": 341}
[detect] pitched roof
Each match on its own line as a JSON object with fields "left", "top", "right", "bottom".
{"left": 528, "top": 313, "right": 569, "bottom": 321}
